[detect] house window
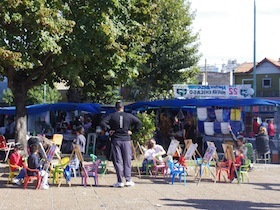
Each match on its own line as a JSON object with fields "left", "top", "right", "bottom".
{"left": 262, "top": 78, "right": 271, "bottom": 88}
{"left": 242, "top": 79, "right": 253, "bottom": 86}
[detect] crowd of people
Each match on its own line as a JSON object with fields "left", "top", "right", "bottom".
{"left": 5, "top": 103, "right": 276, "bottom": 189}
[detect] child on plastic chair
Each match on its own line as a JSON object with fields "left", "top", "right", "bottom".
{"left": 11, "top": 144, "right": 25, "bottom": 185}
{"left": 28, "top": 143, "right": 49, "bottom": 190}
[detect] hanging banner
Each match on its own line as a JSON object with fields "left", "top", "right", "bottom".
{"left": 173, "top": 84, "right": 254, "bottom": 99}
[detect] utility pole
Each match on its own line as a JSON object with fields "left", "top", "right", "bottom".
{"left": 253, "top": 0, "right": 257, "bottom": 97}
{"left": 204, "top": 59, "right": 208, "bottom": 85}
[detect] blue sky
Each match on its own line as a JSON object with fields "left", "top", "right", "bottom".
{"left": 190, "top": 0, "right": 280, "bottom": 65}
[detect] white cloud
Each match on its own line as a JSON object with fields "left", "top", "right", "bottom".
{"left": 190, "top": 0, "right": 280, "bottom": 65}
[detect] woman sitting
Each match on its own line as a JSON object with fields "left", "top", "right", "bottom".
{"left": 141, "top": 138, "right": 166, "bottom": 173}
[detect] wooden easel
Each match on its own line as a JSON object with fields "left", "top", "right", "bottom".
{"left": 39, "top": 142, "right": 61, "bottom": 171}
{"left": 183, "top": 139, "right": 202, "bottom": 159}
{"left": 69, "top": 144, "right": 84, "bottom": 164}
{"left": 131, "top": 141, "right": 144, "bottom": 178}
{"left": 220, "top": 144, "right": 239, "bottom": 183}
{"left": 60, "top": 145, "right": 84, "bottom": 187}
{"left": 206, "top": 141, "right": 219, "bottom": 162}
{"left": 194, "top": 145, "right": 216, "bottom": 185}
{"left": 167, "top": 139, "right": 181, "bottom": 157}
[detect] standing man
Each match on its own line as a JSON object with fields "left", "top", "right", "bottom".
{"left": 100, "top": 101, "right": 142, "bottom": 188}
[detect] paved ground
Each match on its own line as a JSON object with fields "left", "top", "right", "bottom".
{"left": 0, "top": 161, "right": 280, "bottom": 210}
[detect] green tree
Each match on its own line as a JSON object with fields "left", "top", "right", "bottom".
{"left": 62, "top": 0, "right": 157, "bottom": 104}
{"left": 3, "top": 84, "right": 61, "bottom": 105}
{"left": 0, "top": 0, "right": 75, "bottom": 148}
{"left": 125, "top": 0, "right": 200, "bottom": 101}
{"left": 131, "top": 111, "right": 156, "bottom": 145}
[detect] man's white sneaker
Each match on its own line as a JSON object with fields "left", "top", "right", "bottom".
{"left": 12, "top": 178, "right": 21, "bottom": 186}
{"left": 40, "top": 184, "right": 49, "bottom": 190}
{"left": 125, "top": 181, "right": 135, "bottom": 187}
{"left": 113, "top": 182, "right": 124, "bottom": 188}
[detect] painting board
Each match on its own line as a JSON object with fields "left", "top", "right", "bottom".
{"left": 202, "top": 145, "right": 216, "bottom": 163}
{"left": 222, "top": 144, "right": 235, "bottom": 162}
{"left": 195, "top": 145, "right": 217, "bottom": 185}
{"left": 167, "top": 139, "right": 180, "bottom": 156}
{"left": 206, "top": 141, "right": 219, "bottom": 161}
{"left": 184, "top": 143, "right": 198, "bottom": 160}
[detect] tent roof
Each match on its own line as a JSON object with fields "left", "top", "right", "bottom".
{"left": 125, "top": 98, "right": 280, "bottom": 111}
{"left": 0, "top": 103, "right": 101, "bottom": 115}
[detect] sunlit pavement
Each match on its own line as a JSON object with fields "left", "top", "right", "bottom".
{"left": 0, "top": 162, "right": 280, "bottom": 210}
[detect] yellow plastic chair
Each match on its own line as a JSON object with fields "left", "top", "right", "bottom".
{"left": 52, "top": 134, "right": 63, "bottom": 152}
{"left": 52, "top": 157, "right": 70, "bottom": 186}
{"left": 7, "top": 159, "right": 20, "bottom": 184}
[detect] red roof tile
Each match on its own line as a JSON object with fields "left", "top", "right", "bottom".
{"left": 234, "top": 58, "right": 280, "bottom": 74}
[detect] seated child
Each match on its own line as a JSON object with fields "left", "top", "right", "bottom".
{"left": 28, "top": 142, "right": 50, "bottom": 190}
{"left": 217, "top": 147, "right": 245, "bottom": 182}
{"left": 11, "top": 144, "right": 25, "bottom": 185}
{"left": 142, "top": 138, "right": 166, "bottom": 172}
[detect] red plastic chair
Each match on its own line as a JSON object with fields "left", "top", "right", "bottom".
{"left": 23, "top": 163, "right": 42, "bottom": 190}
{"left": 0, "top": 135, "right": 15, "bottom": 162}
{"left": 216, "top": 160, "right": 232, "bottom": 182}
{"left": 81, "top": 159, "right": 100, "bottom": 187}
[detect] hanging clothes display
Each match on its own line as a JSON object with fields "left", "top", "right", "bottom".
{"left": 197, "top": 107, "right": 207, "bottom": 121}
{"left": 221, "top": 122, "right": 230, "bottom": 134}
{"left": 214, "top": 109, "right": 223, "bottom": 122}
{"left": 204, "top": 122, "right": 214, "bottom": 136}
{"left": 230, "top": 108, "right": 241, "bottom": 121}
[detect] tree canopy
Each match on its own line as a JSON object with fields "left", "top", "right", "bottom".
{"left": 0, "top": 0, "right": 75, "bottom": 146}
{"left": 0, "top": 0, "right": 200, "bottom": 147}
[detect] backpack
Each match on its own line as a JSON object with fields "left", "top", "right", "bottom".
{"left": 63, "top": 165, "right": 72, "bottom": 183}
{"left": 105, "top": 137, "right": 113, "bottom": 161}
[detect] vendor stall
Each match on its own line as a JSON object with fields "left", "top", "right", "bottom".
{"left": 125, "top": 98, "right": 280, "bottom": 163}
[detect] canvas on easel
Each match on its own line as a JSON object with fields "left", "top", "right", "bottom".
{"left": 206, "top": 141, "right": 219, "bottom": 162}
{"left": 183, "top": 139, "right": 202, "bottom": 159}
{"left": 167, "top": 139, "right": 180, "bottom": 156}
{"left": 184, "top": 143, "right": 198, "bottom": 160}
{"left": 195, "top": 145, "right": 217, "bottom": 185}
{"left": 39, "top": 142, "right": 60, "bottom": 171}
{"left": 222, "top": 144, "right": 235, "bottom": 162}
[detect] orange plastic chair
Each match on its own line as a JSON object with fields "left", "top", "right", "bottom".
{"left": 22, "top": 163, "right": 42, "bottom": 190}
{"left": 81, "top": 159, "right": 100, "bottom": 187}
{"left": 7, "top": 159, "right": 20, "bottom": 184}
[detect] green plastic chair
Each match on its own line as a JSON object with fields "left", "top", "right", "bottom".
{"left": 52, "top": 157, "right": 70, "bottom": 184}
{"left": 244, "top": 143, "right": 254, "bottom": 162}
{"left": 237, "top": 159, "right": 251, "bottom": 183}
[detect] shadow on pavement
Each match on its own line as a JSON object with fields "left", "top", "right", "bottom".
{"left": 250, "top": 182, "right": 280, "bottom": 192}
{"left": 161, "top": 198, "right": 280, "bottom": 210}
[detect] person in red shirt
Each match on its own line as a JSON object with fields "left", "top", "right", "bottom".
{"left": 10, "top": 144, "right": 25, "bottom": 185}
{"left": 228, "top": 147, "right": 245, "bottom": 182}
{"left": 252, "top": 118, "right": 260, "bottom": 135}
{"left": 267, "top": 120, "right": 275, "bottom": 139}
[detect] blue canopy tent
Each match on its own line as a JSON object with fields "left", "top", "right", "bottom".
{"left": 0, "top": 103, "right": 101, "bottom": 115}
{"left": 125, "top": 98, "right": 280, "bottom": 111}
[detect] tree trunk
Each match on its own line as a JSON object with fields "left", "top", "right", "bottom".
{"left": 13, "top": 83, "right": 28, "bottom": 154}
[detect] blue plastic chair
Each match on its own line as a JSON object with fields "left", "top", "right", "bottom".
{"left": 167, "top": 160, "right": 187, "bottom": 185}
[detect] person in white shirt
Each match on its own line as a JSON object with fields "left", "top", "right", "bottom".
{"left": 74, "top": 126, "right": 86, "bottom": 154}
{"left": 142, "top": 138, "right": 166, "bottom": 172}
